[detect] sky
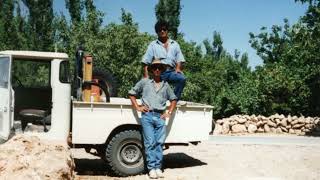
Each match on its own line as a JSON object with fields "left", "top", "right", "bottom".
{"left": 54, "top": 0, "right": 308, "bottom": 68}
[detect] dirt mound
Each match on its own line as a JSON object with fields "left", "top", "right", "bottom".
{"left": 0, "top": 135, "right": 74, "bottom": 180}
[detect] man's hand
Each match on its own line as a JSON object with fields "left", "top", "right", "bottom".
{"left": 175, "top": 62, "right": 183, "bottom": 74}
{"left": 136, "top": 105, "right": 149, "bottom": 112}
{"left": 129, "top": 95, "right": 149, "bottom": 112}
{"left": 175, "top": 69, "right": 183, "bottom": 74}
{"left": 163, "top": 100, "right": 176, "bottom": 119}
{"left": 161, "top": 112, "right": 171, "bottom": 120}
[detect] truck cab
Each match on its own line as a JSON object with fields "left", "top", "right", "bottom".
{"left": 0, "top": 51, "right": 70, "bottom": 141}
{"left": 0, "top": 50, "right": 213, "bottom": 176}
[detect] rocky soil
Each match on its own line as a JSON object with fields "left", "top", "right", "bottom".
{"left": 0, "top": 135, "right": 75, "bottom": 180}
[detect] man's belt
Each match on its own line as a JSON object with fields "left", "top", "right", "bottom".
{"left": 148, "top": 109, "right": 164, "bottom": 113}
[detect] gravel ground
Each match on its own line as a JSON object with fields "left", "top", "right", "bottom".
{"left": 72, "top": 139, "right": 320, "bottom": 180}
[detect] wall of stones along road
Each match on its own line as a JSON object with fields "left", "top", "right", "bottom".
{"left": 213, "top": 114, "right": 320, "bottom": 136}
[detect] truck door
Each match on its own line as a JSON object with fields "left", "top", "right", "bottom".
{"left": 0, "top": 55, "right": 13, "bottom": 140}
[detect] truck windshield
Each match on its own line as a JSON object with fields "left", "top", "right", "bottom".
{"left": 12, "top": 60, "right": 50, "bottom": 88}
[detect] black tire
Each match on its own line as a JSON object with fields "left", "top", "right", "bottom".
{"left": 92, "top": 69, "right": 118, "bottom": 97}
{"left": 105, "top": 130, "right": 145, "bottom": 177}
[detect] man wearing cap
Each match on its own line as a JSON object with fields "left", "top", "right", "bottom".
{"left": 129, "top": 60, "right": 177, "bottom": 179}
{"left": 142, "top": 20, "right": 186, "bottom": 102}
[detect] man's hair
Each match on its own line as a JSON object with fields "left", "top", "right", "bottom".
{"left": 154, "top": 20, "right": 169, "bottom": 33}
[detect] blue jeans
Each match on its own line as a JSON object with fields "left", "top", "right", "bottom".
{"left": 161, "top": 69, "right": 186, "bottom": 100}
{"left": 141, "top": 112, "right": 166, "bottom": 170}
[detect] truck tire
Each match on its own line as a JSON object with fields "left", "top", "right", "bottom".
{"left": 105, "top": 130, "right": 145, "bottom": 176}
{"left": 92, "top": 69, "right": 118, "bottom": 97}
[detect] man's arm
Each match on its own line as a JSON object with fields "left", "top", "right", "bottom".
{"left": 175, "top": 43, "right": 185, "bottom": 73}
{"left": 161, "top": 83, "right": 178, "bottom": 119}
{"left": 161, "top": 100, "right": 177, "bottom": 119}
{"left": 143, "top": 65, "right": 149, "bottom": 78}
{"left": 175, "top": 62, "right": 183, "bottom": 74}
{"left": 128, "top": 79, "right": 149, "bottom": 112}
{"left": 129, "top": 95, "right": 149, "bottom": 112}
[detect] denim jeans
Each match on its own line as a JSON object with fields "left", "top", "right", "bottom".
{"left": 161, "top": 69, "right": 186, "bottom": 100}
{"left": 141, "top": 112, "right": 166, "bottom": 170}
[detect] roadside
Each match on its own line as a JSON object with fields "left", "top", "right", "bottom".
{"left": 209, "top": 134, "right": 320, "bottom": 146}
{"left": 73, "top": 135, "right": 320, "bottom": 180}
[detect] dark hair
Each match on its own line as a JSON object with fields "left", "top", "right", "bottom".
{"left": 154, "top": 20, "right": 169, "bottom": 33}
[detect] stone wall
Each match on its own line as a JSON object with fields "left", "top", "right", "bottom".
{"left": 213, "top": 114, "right": 320, "bottom": 135}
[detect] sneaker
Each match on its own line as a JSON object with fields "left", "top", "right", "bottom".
{"left": 177, "top": 100, "right": 187, "bottom": 106}
{"left": 149, "top": 169, "right": 158, "bottom": 179}
{"left": 155, "top": 169, "right": 164, "bottom": 178}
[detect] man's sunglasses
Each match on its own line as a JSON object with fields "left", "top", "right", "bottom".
{"left": 151, "top": 65, "right": 165, "bottom": 71}
{"left": 157, "top": 28, "right": 168, "bottom": 33}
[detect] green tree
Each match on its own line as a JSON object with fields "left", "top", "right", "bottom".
{"left": 202, "top": 31, "right": 225, "bottom": 61}
{"left": 248, "top": 0, "right": 320, "bottom": 116}
{"left": 0, "top": 0, "right": 259, "bottom": 119}
{"left": 212, "top": 31, "right": 224, "bottom": 59}
{"left": 0, "top": 0, "right": 15, "bottom": 50}
{"left": 14, "top": 1, "right": 29, "bottom": 50}
{"left": 155, "top": 0, "right": 181, "bottom": 39}
{"left": 84, "top": 0, "right": 102, "bottom": 35}
{"left": 203, "top": 39, "right": 213, "bottom": 58}
{"left": 22, "top": 0, "right": 54, "bottom": 51}
{"left": 93, "top": 10, "right": 153, "bottom": 96}
{"left": 240, "top": 52, "right": 249, "bottom": 70}
{"left": 65, "top": 0, "right": 82, "bottom": 24}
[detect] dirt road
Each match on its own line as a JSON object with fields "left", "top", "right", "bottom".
{"left": 73, "top": 136, "right": 320, "bottom": 180}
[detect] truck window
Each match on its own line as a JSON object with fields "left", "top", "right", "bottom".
{"left": 59, "top": 61, "right": 70, "bottom": 83}
{"left": 12, "top": 60, "right": 50, "bottom": 88}
{"left": 0, "top": 58, "right": 9, "bottom": 88}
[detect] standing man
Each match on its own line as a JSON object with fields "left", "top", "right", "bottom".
{"left": 129, "top": 60, "right": 177, "bottom": 179}
{"left": 142, "top": 20, "right": 186, "bottom": 102}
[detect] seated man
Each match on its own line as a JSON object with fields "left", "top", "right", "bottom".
{"left": 142, "top": 20, "right": 186, "bottom": 102}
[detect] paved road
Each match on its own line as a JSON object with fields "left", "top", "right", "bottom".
{"left": 209, "top": 135, "right": 320, "bottom": 146}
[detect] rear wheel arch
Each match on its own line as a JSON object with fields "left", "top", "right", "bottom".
{"left": 105, "top": 124, "right": 142, "bottom": 145}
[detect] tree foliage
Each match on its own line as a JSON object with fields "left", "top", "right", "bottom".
{"left": 22, "top": 0, "right": 54, "bottom": 51}
{"left": 249, "top": 0, "right": 320, "bottom": 116}
{"left": 0, "top": 0, "right": 319, "bottom": 118}
{"left": 65, "top": 0, "right": 82, "bottom": 24}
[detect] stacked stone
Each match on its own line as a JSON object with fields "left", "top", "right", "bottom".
{"left": 213, "top": 114, "right": 320, "bottom": 135}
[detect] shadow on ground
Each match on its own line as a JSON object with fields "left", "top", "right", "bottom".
{"left": 74, "top": 158, "right": 111, "bottom": 176}
{"left": 163, "top": 152, "right": 207, "bottom": 169}
{"left": 74, "top": 152, "right": 207, "bottom": 176}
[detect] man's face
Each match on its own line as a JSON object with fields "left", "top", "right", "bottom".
{"left": 157, "top": 26, "right": 168, "bottom": 39}
{"left": 151, "top": 64, "right": 165, "bottom": 77}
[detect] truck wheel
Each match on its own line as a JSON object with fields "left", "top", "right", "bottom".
{"left": 92, "top": 69, "right": 118, "bottom": 97}
{"left": 105, "top": 130, "right": 145, "bottom": 176}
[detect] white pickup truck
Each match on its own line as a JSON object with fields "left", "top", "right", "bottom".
{"left": 0, "top": 50, "right": 213, "bottom": 176}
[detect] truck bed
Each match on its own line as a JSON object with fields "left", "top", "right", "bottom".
{"left": 71, "top": 98, "right": 213, "bottom": 144}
